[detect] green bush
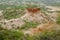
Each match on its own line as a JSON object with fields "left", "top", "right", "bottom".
{"left": 0, "top": 30, "right": 24, "bottom": 40}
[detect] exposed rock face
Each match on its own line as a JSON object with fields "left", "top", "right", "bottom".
{"left": 21, "top": 12, "right": 47, "bottom": 23}
{"left": 27, "top": 8, "right": 40, "bottom": 13}
{"left": 21, "top": 8, "right": 56, "bottom": 23}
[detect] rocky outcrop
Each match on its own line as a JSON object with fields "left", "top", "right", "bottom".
{"left": 0, "top": 8, "right": 57, "bottom": 29}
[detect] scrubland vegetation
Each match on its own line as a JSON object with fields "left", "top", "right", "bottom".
{"left": 0, "top": 2, "right": 60, "bottom": 40}
{"left": 0, "top": 27, "right": 60, "bottom": 40}
{"left": 2, "top": 5, "right": 27, "bottom": 20}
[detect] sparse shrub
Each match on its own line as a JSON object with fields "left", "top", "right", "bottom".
{"left": 56, "top": 12, "right": 60, "bottom": 24}
{"left": 3, "top": 5, "right": 26, "bottom": 20}
{"left": 20, "top": 22, "right": 38, "bottom": 30}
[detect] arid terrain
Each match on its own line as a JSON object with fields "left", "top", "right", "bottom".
{"left": 0, "top": 6, "right": 60, "bottom": 34}
{"left": 0, "top": 0, "right": 60, "bottom": 40}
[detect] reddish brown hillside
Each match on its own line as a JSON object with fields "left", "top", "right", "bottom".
{"left": 27, "top": 8, "right": 40, "bottom": 13}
